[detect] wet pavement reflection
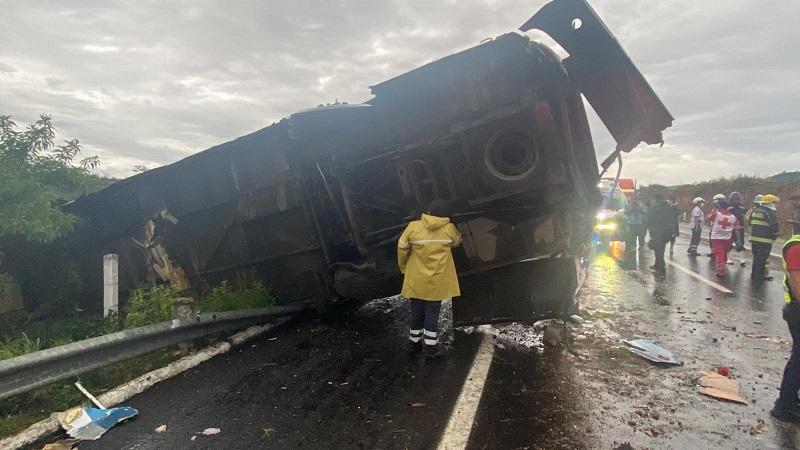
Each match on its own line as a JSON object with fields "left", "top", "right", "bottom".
{"left": 55, "top": 234, "right": 800, "bottom": 450}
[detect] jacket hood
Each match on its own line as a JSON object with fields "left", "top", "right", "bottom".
{"left": 421, "top": 213, "right": 450, "bottom": 230}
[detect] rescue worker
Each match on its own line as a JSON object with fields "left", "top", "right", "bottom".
{"left": 749, "top": 194, "right": 780, "bottom": 281}
{"left": 624, "top": 198, "right": 647, "bottom": 252}
{"left": 707, "top": 195, "right": 739, "bottom": 278}
{"left": 705, "top": 194, "right": 728, "bottom": 257}
{"left": 397, "top": 199, "right": 462, "bottom": 357}
{"left": 687, "top": 197, "right": 705, "bottom": 256}
{"left": 728, "top": 192, "right": 747, "bottom": 266}
{"left": 746, "top": 194, "right": 765, "bottom": 223}
{"left": 772, "top": 196, "right": 800, "bottom": 423}
{"left": 667, "top": 196, "right": 681, "bottom": 256}
{"left": 646, "top": 193, "right": 675, "bottom": 274}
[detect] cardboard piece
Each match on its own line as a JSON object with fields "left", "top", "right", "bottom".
{"left": 698, "top": 371, "right": 747, "bottom": 404}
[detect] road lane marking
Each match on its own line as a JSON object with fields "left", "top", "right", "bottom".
{"left": 665, "top": 259, "right": 734, "bottom": 294}
{"left": 437, "top": 333, "right": 495, "bottom": 450}
{"left": 679, "top": 231, "right": 782, "bottom": 259}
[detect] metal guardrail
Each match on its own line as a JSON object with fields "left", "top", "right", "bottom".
{"left": 0, "top": 303, "right": 312, "bottom": 400}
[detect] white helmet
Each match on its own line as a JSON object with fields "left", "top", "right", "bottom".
{"left": 693, "top": 197, "right": 705, "bottom": 204}
{"left": 713, "top": 193, "right": 726, "bottom": 201}
{"left": 754, "top": 194, "right": 764, "bottom": 204}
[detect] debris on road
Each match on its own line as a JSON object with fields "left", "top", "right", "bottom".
{"left": 408, "top": 401, "right": 427, "bottom": 408}
{"left": 58, "top": 405, "right": 139, "bottom": 440}
{"left": 201, "top": 427, "right": 221, "bottom": 436}
{"left": 568, "top": 314, "right": 585, "bottom": 325}
{"left": 74, "top": 381, "right": 106, "bottom": 409}
{"left": 41, "top": 439, "right": 80, "bottom": 450}
{"left": 55, "top": 381, "right": 139, "bottom": 440}
{"left": 622, "top": 339, "right": 682, "bottom": 365}
{"left": 155, "top": 424, "right": 167, "bottom": 433}
{"left": 749, "top": 418, "right": 768, "bottom": 435}
{"left": 715, "top": 366, "right": 731, "bottom": 377}
{"left": 697, "top": 371, "right": 747, "bottom": 404}
{"left": 543, "top": 323, "right": 564, "bottom": 347}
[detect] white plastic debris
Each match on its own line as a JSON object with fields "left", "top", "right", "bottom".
{"left": 201, "top": 428, "right": 221, "bottom": 436}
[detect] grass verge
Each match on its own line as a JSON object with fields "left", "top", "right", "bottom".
{"left": 0, "top": 271, "right": 276, "bottom": 438}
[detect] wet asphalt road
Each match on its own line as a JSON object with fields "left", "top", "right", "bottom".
{"left": 63, "top": 233, "right": 800, "bottom": 450}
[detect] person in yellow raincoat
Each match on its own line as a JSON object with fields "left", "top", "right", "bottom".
{"left": 397, "top": 199, "right": 462, "bottom": 357}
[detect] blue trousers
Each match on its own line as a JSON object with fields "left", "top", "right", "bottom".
{"left": 778, "top": 306, "right": 800, "bottom": 408}
{"left": 409, "top": 299, "right": 442, "bottom": 347}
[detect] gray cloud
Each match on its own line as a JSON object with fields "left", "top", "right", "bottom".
{"left": 0, "top": 0, "right": 797, "bottom": 184}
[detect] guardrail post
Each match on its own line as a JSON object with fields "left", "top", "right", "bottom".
{"left": 103, "top": 254, "right": 119, "bottom": 317}
{"left": 173, "top": 297, "right": 196, "bottom": 354}
{"left": 173, "top": 297, "right": 196, "bottom": 320}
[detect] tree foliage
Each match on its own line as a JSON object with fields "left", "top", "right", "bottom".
{"left": 0, "top": 114, "right": 105, "bottom": 243}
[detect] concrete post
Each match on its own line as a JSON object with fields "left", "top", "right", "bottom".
{"left": 173, "top": 297, "right": 196, "bottom": 355}
{"left": 172, "top": 297, "right": 196, "bottom": 320}
{"left": 103, "top": 254, "right": 119, "bottom": 317}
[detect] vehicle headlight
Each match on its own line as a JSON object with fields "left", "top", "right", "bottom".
{"left": 595, "top": 222, "right": 617, "bottom": 231}
{"left": 596, "top": 212, "right": 607, "bottom": 221}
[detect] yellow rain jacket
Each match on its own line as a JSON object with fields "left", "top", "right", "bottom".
{"left": 397, "top": 214, "right": 462, "bottom": 301}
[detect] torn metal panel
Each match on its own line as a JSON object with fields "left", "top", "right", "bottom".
{"left": 520, "top": 0, "right": 674, "bottom": 152}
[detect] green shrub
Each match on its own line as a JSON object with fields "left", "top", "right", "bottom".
{"left": 199, "top": 271, "right": 274, "bottom": 312}
{"left": 123, "top": 285, "right": 176, "bottom": 328}
{"left": 85, "top": 311, "right": 121, "bottom": 336}
{"left": 0, "top": 333, "right": 42, "bottom": 360}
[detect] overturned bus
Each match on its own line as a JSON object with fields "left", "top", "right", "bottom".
{"left": 62, "top": 0, "right": 672, "bottom": 326}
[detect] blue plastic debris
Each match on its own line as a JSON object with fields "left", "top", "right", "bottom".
{"left": 62, "top": 406, "right": 139, "bottom": 440}
{"left": 622, "top": 339, "right": 682, "bottom": 365}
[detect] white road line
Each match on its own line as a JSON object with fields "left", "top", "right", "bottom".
{"left": 437, "top": 333, "right": 495, "bottom": 450}
{"left": 679, "top": 231, "right": 782, "bottom": 259}
{"left": 665, "top": 259, "right": 734, "bottom": 294}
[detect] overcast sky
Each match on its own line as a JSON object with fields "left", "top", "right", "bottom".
{"left": 1, "top": 0, "right": 798, "bottom": 185}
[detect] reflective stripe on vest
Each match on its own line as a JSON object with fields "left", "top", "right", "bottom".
{"left": 784, "top": 235, "right": 800, "bottom": 304}
{"left": 750, "top": 207, "right": 776, "bottom": 243}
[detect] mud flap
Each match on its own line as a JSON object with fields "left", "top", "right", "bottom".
{"left": 453, "top": 257, "right": 578, "bottom": 326}
{"left": 521, "top": 0, "right": 673, "bottom": 152}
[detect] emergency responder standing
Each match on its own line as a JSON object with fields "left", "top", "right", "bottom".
{"left": 728, "top": 192, "right": 747, "bottom": 266}
{"left": 397, "top": 199, "right": 461, "bottom": 357}
{"left": 708, "top": 194, "right": 739, "bottom": 278}
{"left": 749, "top": 194, "right": 780, "bottom": 281}
{"left": 688, "top": 197, "right": 705, "bottom": 256}
{"left": 705, "top": 194, "right": 728, "bottom": 257}
{"left": 624, "top": 198, "right": 647, "bottom": 252}
{"left": 646, "top": 193, "right": 675, "bottom": 274}
{"left": 772, "top": 191, "right": 800, "bottom": 423}
{"left": 747, "top": 194, "right": 765, "bottom": 222}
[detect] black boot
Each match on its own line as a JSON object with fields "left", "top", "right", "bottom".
{"left": 408, "top": 341, "right": 423, "bottom": 354}
{"left": 771, "top": 404, "right": 800, "bottom": 424}
{"left": 423, "top": 345, "right": 443, "bottom": 358}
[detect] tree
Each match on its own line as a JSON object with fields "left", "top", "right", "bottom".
{"left": 0, "top": 114, "right": 102, "bottom": 243}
